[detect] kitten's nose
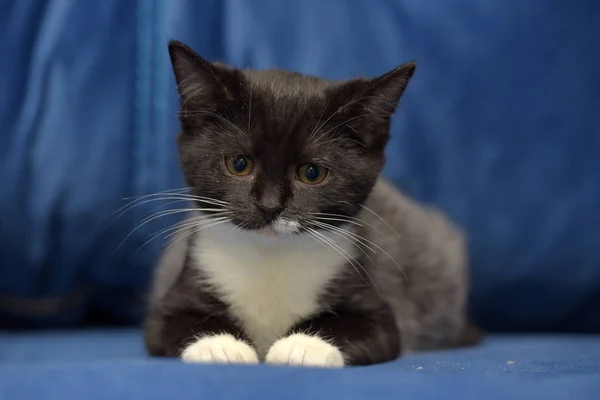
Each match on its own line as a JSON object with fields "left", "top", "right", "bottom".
{"left": 254, "top": 183, "right": 283, "bottom": 223}
{"left": 257, "top": 204, "right": 283, "bottom": 223}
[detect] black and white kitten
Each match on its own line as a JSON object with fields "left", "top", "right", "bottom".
{"left": 144, "top": 40, "right": 476, "bottom": 367}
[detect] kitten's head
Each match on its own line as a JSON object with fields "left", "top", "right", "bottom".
{"left": 169, "top": 40, "right": 414, "bottom": 235}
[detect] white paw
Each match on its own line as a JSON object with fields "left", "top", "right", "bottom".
{"left": 180, "top": 334, "right": 259, "bottom": 365}
{"left": 265, "top": 333, "right": 345, "bottom": 368}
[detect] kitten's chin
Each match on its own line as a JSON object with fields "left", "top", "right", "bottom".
{"left": 225, "top": 216, "right": 300, "bottom": 237}
{"left": 257, "top": 227, "right": 281, "bottom": 238}
{"left": 258, "top": 218, "right": 300, "bottom": 237}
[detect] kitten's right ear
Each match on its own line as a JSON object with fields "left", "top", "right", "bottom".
{"left": 168, "top": 40, "right": 225, "bottom": 106}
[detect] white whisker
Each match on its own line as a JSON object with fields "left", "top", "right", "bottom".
{"left": 164, "top": 218, "right": 232, "bottom": 252}
{"left": 142, "top": 199, "right": 194, "bottom": 219}
{"left": 121, "top": 187, "right": 190, "bottom": 202}
{"left": 140, "top": 208, "right": 225, "bottom": 225}
{"left": 308, "top": 95, "right": 380, "bottom": 143}
{"left": 103, "top": 188, "right": 190, "bottom": 226}
{"left": 106, "top": 191, "right": 230, "bottom": 233}
{"left": 311, "top": 222, "right": 382, "bottom": 279}
{"left": 123, "top": 190, "right": 229, "bottom": 206}
{"left": 153, "top": 213, "right": 232, "bottom": 240}
{"left": 312, "top": 220, "right": 407, "bottom": 282}
{"left": 307, "top": 105, "right": 328, "bottom": 142}
{"left": 312, "top": 212, "right": 387, "bottom": 237}
{"left": 180, "top": 110, "right": 246, "bottom": 138}
{"left": 311, "top": 216, "right": 362, "bottom": 227}
{"left": 247, "top": 84, "right": 253, "bottom": 131}
{"left": 311, "top": 221, "right": 375, "bottom": 252}
{"left": 312, "top": 114, "right": 369, "bottom": 144}
{"left": 119, "top": 196, "right": 225, "bottom": 220}
{"left": 359, "top": 204, "right": 402, "bottom": 240}
{"left": 306, "top": 228, "right": 378, "bottom": 292}
{"left": 115, "top": 207, "right": 227, "bottom": 254}
{"left": 163, "top": 216, "right": 231, "bottom": 240}
{"left": 128, "top": 214, "right": 232, "bottom": 259}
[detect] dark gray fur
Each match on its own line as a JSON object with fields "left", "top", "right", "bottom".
{"left": 144, "top": 40, "right": 478, "bottom": 366}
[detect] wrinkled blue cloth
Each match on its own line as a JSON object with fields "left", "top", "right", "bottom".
{"left": 1, "top": 0, "right": 599, "bottom": 332}
{"left": 0, "top": 330, "right": 599, "bottom": 399}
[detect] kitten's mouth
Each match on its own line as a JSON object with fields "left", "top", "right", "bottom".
{"left": 258, "top": 226, "right": 280, "bottom": 237}
{"left": 257, "top": 218, "right": 300, "bottom": 237}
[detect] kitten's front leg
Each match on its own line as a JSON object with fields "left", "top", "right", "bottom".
{"left": 145, "top": 258, "right": 260, "bottom": 365}
{"left": 265, "top": 306, "right": 400, "bottom": 367}
{"left": 145, "top": 310, "right": 259, "bottom": 365}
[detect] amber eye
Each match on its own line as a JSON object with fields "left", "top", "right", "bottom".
{"left": 297, "top": 163, "right": 328, "bottom": 184}
{"left": 225, "top": 155, "right": 254, "bottom": 176}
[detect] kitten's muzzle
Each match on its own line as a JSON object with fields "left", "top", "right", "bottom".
{"left": 257, "top": 204, "right": 283, "bottom": 224}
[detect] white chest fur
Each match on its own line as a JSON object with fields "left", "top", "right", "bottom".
{"left": 191, "top": 222, "right": 355, "bottom": 356}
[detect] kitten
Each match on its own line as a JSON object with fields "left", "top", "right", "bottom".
{"left": 143, "top": 40, "right": 477, "bottom": 367}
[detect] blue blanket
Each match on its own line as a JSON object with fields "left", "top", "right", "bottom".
{"left": 1, "top": 330, "right": 599, "bottom": 399}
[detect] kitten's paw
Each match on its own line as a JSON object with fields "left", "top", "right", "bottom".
{"left": 180, "top": 334, "right": 259, "bottom": 364}
{"left": 265, "top": 333, "right": 345, "bottom": 368}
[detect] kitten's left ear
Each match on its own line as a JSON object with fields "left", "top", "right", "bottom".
{"left": 361, "top": 62, "right": 416, "bottom": 118}
{"left": 335, "top": 62, "right": 416, "bottom": 149}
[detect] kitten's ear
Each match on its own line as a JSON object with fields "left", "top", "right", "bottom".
{"left": 361, "top": 62, "right": 416, "bottom": 118}
{"left": 168, "top": 40, "right": 235, "bottom": 108}
{"left": 335, "top": 62, "right": 416, "bottom": 149}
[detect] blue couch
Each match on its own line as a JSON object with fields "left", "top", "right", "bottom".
{"left": 1, "top": 1, "right": 599, "bottom": 398}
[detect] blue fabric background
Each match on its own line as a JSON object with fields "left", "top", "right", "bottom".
{"left": 1, "top": 330, "right": 599, "bottom": 399}
{"left": 0, "top": 0, "right": 599, "bottom": 332}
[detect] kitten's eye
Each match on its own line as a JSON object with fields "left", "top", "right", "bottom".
{"left": 297, "top": 163, "right": 328, "bottom": 185}
{"left": 225, "top": 155, "right": 254, "bottom": 176}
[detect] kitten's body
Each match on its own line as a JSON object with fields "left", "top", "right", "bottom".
{"left": 144, "top": 41, "right": 475, "bottom": 367}
{"left": 146, "top": 180, "right": 469, "bottom": 362}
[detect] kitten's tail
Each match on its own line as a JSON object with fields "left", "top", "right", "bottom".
{"left": 457, "top": 321, "right": 484, "bottom": 347}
